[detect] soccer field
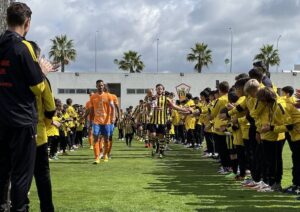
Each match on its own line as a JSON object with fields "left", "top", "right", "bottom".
{"left": 30, "top": 138, "right": 300, "bottom": 212}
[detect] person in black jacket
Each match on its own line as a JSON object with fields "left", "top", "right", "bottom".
{"left": 0, "top": 3, "right": 52, "bottom": 212}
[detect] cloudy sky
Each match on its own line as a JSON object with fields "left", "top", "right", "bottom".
{"left": 23, "top": 0, "right": 300, "bottom": 73}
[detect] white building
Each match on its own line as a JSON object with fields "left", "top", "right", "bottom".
{"left": 47, "top": 72, "right": 300, "bottom": 109}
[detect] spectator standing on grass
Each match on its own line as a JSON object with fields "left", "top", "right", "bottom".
{"left": 0, "top": 2, "right": 55, "bottom": 211}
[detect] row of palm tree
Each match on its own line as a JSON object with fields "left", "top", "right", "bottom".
{"left": 113, "top": 43, "right": 280, "bottom": 73}
{"left": 47, "top": 35, "right": 280, "bottom": 73}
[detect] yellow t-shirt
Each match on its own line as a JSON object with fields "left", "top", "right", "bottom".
{"left": 36, "top": 79, "right": 56, "bottom": 146}
{"left": 76, "top": 120, "right": 85, "bottom": 131}
{"left": 47, "top": 116, "right": 60, "bottom": 137}
{"left": 67, "top": 105, "right": 77, "bottom": 128}
{"left": 211, "top": 95, "right": 228, "bottom": 135}
{"left": 196, "top": 102, "right": 203, "bottom": 125}
{"left": 184, "top": 100, "right": 196, "bottom": 130}
{"left": 257, "top": 99, "right": 285, "bottom": 141}
{"left": 62, "top": 113, "right": 71, "bottom": 136}
{"left": 171, "top": 110, "right": 181, "bottom": 126}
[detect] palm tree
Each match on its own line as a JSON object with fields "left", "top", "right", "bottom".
{"left": 253, "top": 44, "right": 280, "bottom": 72}
{"left": 114, "top": 51, "right": 145, "bottom": 73}
{"left": 187, "top": 42, "right": 212, "bottom": 73}
{"left": 49, "top": 35, "right": 76, "bottom": 72}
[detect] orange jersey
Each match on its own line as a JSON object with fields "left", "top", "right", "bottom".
{"left": 108, "top": 93, "right": 118, "bottom": 123}
{"left": 110, "top": 94, "right": 119, "bottom": 106}
{"left": 90, "top": 92, "right": 113, "bottom": 125}
{"left": 86, "top": 100, "right": 91, "bottom": 109}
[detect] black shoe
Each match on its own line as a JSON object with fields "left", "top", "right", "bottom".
{"left": 283, "top": 185, "right": 300, "bottom": 195}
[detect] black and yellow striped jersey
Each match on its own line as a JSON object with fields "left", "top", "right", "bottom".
{"left": 133, "top": 104, "right": 149, "bottom": 124}
{"left": 140, "top": 104, "right": 149, "bottom": 123}
{"left": 150, "top": 95, "right": 168, "bottom": 125}
{"left": 132, "top": 105, "right": 142, "bottom": 118}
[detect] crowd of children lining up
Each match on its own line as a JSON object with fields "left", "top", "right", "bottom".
{"left": 46, "top": 98, "right": 87, "bottom": 160}
{"left": 113, "top": 61, "right": 300, "bottom": 197}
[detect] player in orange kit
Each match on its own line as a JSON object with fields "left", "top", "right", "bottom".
{"left": 105, "top": 86, "right": 120, "bottom": 159}
{"left": 85, "top": 80, "right": 115, "bottom": 164}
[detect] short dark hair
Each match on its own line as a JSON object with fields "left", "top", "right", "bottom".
{"left": 218, "top": 81, "right": 229, "bottom": 93}
{"left": 228, "top": 91, "right": 239, "bottom": 103}
{"left": 186, "top": 93, "right": 192, "bottom": 100}
{"left": 204, "top": 87, "right": 211, "bottom": 92}
{"left": 249, "top": 68, "right": 263, "bottom": 82}
{"left": 200, "top": 91, "right": 208, "bottom": 98}
{"left": 235, "top": 73, "right": 249, "bottom": 81}
{"left": 54, "top": 98, "right": 62, "bottom": 107}
{"left": 96, "top": 79, "right": 104, "bottom": 84}
{"left": 253, "top": 61, "right": 267, "bottom": 73}
{"left": 282, "top": 86, "right": 294, "bottom": 96}
{"left": 66, "top": 98, "right": 72, "bottom": 105}
{"left": 156, "top": 84, "right": 164, "bottom": 89}
{"left": 209, "top": 90, "right": 217, "bottom": 96}
{"left": 234, "top": 77, "right": 250, "bottom": 89}
{"left": 7, "top": 2, "right": 32, "bottom": 27}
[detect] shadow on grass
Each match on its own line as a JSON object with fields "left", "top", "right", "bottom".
{"left": 145, "top": 144, "right": 300, "bottom": 211}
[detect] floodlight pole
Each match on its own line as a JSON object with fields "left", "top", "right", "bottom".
{"left": 95, "top": 30, "right": 99, "bottom": 73}
{"left": 229, "top": 27, "right": 233, "bottom": 73}
{"left": 156, "top": 38, "right": 159, "bottom": 73}
{"left": 276, "top": 35, "right": 282, "bottom": 72}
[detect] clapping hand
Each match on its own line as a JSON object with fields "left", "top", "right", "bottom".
{"left": 227, "top": 103, "right": 235, "bottom": 111}
{"left": 52, "top": 120, "right": 61, "bottom": 128}
{"left": 39, "top": 57, "right": 60, "bottom": 75}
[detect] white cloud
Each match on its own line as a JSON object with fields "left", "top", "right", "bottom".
{"left": 22, "top": 0, "right": 300, "bottom": 73}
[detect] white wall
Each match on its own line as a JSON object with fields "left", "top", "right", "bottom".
{"left": 47, "top": 72, "right": 300, "bottom": 109}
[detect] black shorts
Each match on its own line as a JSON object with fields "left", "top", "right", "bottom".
{"left": 142, "top": 123, "right": 148, "bottom": 131}
{"left": 148, "top": 124, "right": 166, "bottom": 135}
{"left": 166, "top": 121, "right": 172, "bottom": 131}
{"left": 226, "top": 134, "right": 236, "bottom": 154}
